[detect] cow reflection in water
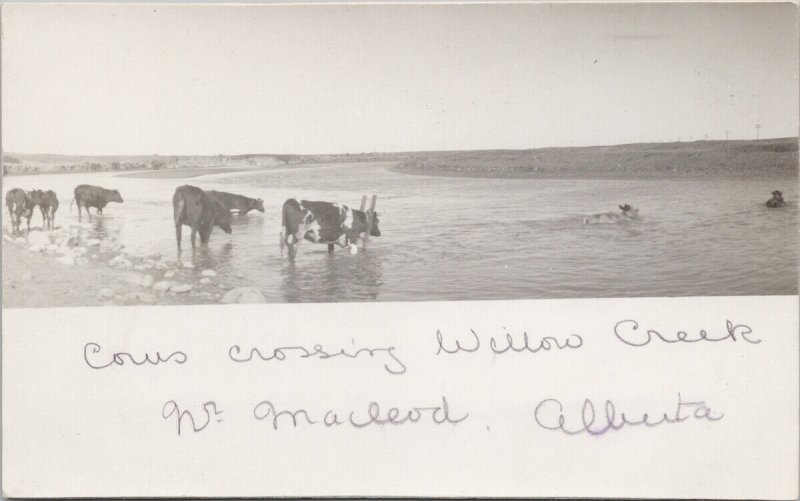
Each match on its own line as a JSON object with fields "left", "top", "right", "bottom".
{"left": 281, "top": 250, "right": 384, "bottom": 303}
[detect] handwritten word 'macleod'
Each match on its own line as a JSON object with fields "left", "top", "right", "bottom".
{"left": 253, "top": 396, "right": 467, "bottom": 430}
{"left": 534, "top": 393, "right": 723, "bottom": 436}
{"left": 614, "top": 320, "right": 759, "bottom": 347}
{"left": 436, "top": 328, "right": 583, "bottom": 355}
{"left": 228, "top": 342, "right": 406, "bottom": 375}
{"left": 83, "top": 342, "right": 187, "bottom": 369}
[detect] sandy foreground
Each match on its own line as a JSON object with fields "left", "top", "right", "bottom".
{"left": 2, "top": 216, "right": 262, "bottom": 309}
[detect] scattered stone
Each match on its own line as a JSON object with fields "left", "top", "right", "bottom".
{"left": 56, "top": 255, "right": 75, "bottom": 266}
{"left": 170, "top": 284, "right": 192, "bottom": 293}
{"left": 134, "top": 265, "right": 147, "bottom": 271}
{"left": 201, "top": 269, "right": 217, "bottom": 277}
{"left": 181, "top": 262, "right": 194, "bottom": 269}
{"left": 152, "top": 281, "right": 172, "bottom": 292}
{"left": 200, "top": 278, "right": 211, "bottom": 284}
{"left": 27, "top": 231, "right": 51, "bottom": 247}
{"left": 97, "top": 288, "right": 114, "bottom": 300}
{"left": 86, "top": 239, "right": 101, "bottom": 246}
{"left": 164, "top": 270, "right": 176, "bottom": 278}
{"left": 218, "top": 284, "right": 226, "bottom": 289}
{"left": 235, "top": 272, "right": 244, "bottom": 278}
{"left": 140, "top": 275, "right": 154, "bottom": 288}
{"left": 123, "top": 291, "right": 156, "bottom": 304}
{"left": 3, "top": 235, "right": 15, "bottom": 243}
{"left": 221, "top": 287, "right": 266, "bottom": 304}
{"left": 28, "top": 244, "right": 45, "bottom": 253}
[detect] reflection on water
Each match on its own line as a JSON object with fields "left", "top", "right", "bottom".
{"left": 281, "top": 248, "right": 384, "bottom": 302}
{"left": 3, "top": 163, "right": 798, "bottom": 302}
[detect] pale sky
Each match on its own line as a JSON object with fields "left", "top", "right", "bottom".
{"left": 2, "top": 2, "right": 798, "bottom": 155}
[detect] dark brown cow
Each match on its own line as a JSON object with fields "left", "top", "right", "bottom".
{"left": 71, "top": 184, "right": 124, "bottom": 218}
{"left": 5, "top": 188, "right": 34, "bottom": 235}
{"left": 280, "top": 198, "right": 381, "bottom": 259}
{"left": 30, "top": 190, "right": 59, "bottom": 230}
{"left": 206, "top": 190, "right": 264, "bottom": 215}
{"left": 766, "top": 190, "right": 785, "bottom": 208}
{"left": 173, "top": 185, "right": 233, "bottom": 251}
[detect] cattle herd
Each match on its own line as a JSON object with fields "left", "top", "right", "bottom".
{"left": 5, "top": 183, "right": 382, "bottom": 260}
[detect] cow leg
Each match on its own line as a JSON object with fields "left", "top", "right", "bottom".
{"left": 175, "top": 223, "right": 182, "bottom": 252}
{"left": 327, "top": 243, "right": 335, "bottom": 254}
{"left": 280, "top": 228, "right": 287, "bottom": 255}
{"left": 190, "top": 227, "right": 197, "bottom": 249}
{"left": 51, "top": 210, "right": 56, "bottom": 230}
{"left": 199, "top": 228, "right": 211, "bottom": 245}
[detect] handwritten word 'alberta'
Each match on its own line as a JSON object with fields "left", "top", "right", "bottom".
{"left": 253, "top": 396, "right": 467, "bottom": 430}
{"left": 534, "top": 393, "right": 723, "bottom": 436}
{"left": 228, "top": 342, "right": 407, "bottom": 375}
{"left": 436, "top": 328, "right": 583, "bottom": 355}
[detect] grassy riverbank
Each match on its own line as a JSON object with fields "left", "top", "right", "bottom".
{"left": 393, "top": 138, "right": 799, "bottom": 180}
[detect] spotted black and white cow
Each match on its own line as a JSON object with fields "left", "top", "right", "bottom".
{"left": 280, "top": 198, "right": 381, "bottom": 259}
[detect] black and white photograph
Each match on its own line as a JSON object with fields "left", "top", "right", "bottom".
{"left": 2, "top": 3, "right": 799, "bottom": 499}
{"left": 3, "top": 2, "right": 797, "bottom": 307}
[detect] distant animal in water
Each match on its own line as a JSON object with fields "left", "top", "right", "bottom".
{"left": 30, "top": 189, "right": 59, "bottom": 230}
{"left": 584, "top": 204, "right": 640, "bottom": 224}
{"left": 206, "top": 190, "right": 264, "bottom": 215}
{"left": 173, "top": 185, "right": 233, "bottom": 251}
{"left": 5, "top": 188, "right": 34, "bottom": 235}
{"left": 280, "top": 198, "right": 381, "bottom": 259}
{"left": 766, "top": 190, "right": 785, "bottom": 208}
{"left": 71, "top": 184, "right": 124, "bottom": 218}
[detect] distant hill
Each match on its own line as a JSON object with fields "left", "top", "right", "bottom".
{"left": 394, "top": 138, "right": 799, "bottom": 179}
{"left": 3, "top": 138, "right": 797, "bottom": 179}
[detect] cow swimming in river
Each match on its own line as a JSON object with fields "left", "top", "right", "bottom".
{"left": 583, "top": 204, "right": 640, "bottom": 224}
{"left": 71, "top": 184, "right": 124, "bottom": 219}
{"left": 173, "top": 185, "right": 233, "bottom": 251}
{"left": 206, "top": 190, "right": 265, "bottom": 215}
{"left": 766, "top": 190, "right": 785, "bottom": 208}
{"left": 280, "top": 198, "right": 381, "bottom": 259}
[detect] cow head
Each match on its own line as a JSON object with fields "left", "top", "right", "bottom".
{"left": 251, "top": 198, "right": 265, "bottom": 213}
{"left": 109, "top": 189, "right": 124, "bottom": 203}
{"left": 27, "top": 189, "right": 44, "bottom": 205}
{"left": 369, "top": 212, "right": 381, "bottom": 237}
{"left": 213, "top": 201, "right": 233, "bottom": 234}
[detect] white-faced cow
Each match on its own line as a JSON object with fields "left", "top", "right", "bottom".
{"left": 5, "top": 188, "right": 34, "bottom": 235}
{"left": 71, "top": 184, "right": 124, "bottom": 219}
{"left": 173, "top": 185, "right": 233, "bottom": 251}
{"left": 206, "top": 190, "right": 265, "bottom": 215}
{"left": 30, "top": 190, "right": 59, "bottom": 230}
{"left": 280, "top": 198, "right": 381, "bottom": 259}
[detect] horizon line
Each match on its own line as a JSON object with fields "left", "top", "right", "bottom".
{"left": 4, "top": 135, "right": 799, "bottom": 159}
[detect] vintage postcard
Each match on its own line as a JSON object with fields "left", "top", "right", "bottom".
{"left": 2, "top": 1, "right": 798, "bottom": 498}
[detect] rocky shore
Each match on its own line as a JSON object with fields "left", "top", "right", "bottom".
{"left": 3, "top": 223, "right": 267, "bottom": 308}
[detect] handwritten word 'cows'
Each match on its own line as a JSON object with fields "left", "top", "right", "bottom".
{"left": 280, "top": 198, "right": 381, "bottom": 259}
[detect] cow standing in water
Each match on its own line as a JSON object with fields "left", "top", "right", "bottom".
{"left": 173, "top": 185, "right": 233, "bottom": 251}
{"left": 280, "top": 198, "right": 381, "bottom": 259}
{"left": 206, "top": 190, "right": 265, "bottom": 215}
{"left": 5, "top": 188, "right": 34, "bottom": 235}
{"left": 30, "top": 190, "right": 59, "bottom": 230}
{"left": 583, "top": 204, "right": 640, "bottom": 224}
{"left": 766, "top": 190, "right": 785, "bottom": 208}
{"left": 71, "top": 184, "right": 124, "bottom": 219}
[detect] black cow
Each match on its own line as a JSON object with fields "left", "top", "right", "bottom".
{"left": 5, "top": 188, "right": 34, "bottom": 235}
{"left": 173, "top": 185, "right": 233, "bottom": 251}
{"left": 71, "top": 184, "right": 124, "bottom": 219}
{"left": 206, "top": 190, "right": 264, "bottom": 215}
{"left": 280, "top": 198, "right": 381, "bottom": 259}
{"left": 30, "top": 190, "right": 59, "bottom": 230}
{"left": 766, "top": 190, "right": 785, "bottom": 208}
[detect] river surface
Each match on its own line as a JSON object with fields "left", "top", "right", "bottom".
{"left": 4, "top": 162, "right": 797, "bottom": 302}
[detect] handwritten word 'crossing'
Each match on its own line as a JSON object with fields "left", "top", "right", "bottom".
{"left": 228, "top": 342, "right": 407, "bottom": 375}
